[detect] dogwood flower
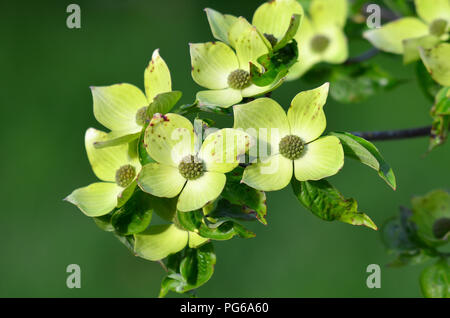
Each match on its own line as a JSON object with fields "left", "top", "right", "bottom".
{"left": 263, "top": 0, "right": 348, "bottom": 80}
{"left": 190, "top": 18, "right": 283, "bottom": 108}
{"left": 364, "top": 0, "right": 450, "bottom": 64}
{"left": 420, "top": 42, "right": 450, "bottom": 86}
{"left": 134, "top": 225, "right": 209, "bottom": 261}
{"left": 65, "top": 128, "right": 141, "bottom": 216}
{"left": 91, "top": 49, "right": 172, "bottom": 147}
{"left": 138, "top": 113, "right": 251, "bottom": 212}
{"left": 233, "top": 83, "right": 344, "bottom": 191}
{"left": 206, "top": 0, "right": 303, "bottom": 49}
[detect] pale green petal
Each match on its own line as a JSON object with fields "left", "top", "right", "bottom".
{"left": 138, "top": 163, "right": 186, "bottom": 198}
{"left": 91, "top": 84, "right": 147, "bottom": 133}
{"left": 287, "top": 83, "right": 329, "bottom": 143}
{"left": 288, "top": 16, "right": 319, "bottom": 80}
{"left": 197, "top": 88, "right": 243, "bottom": 108}
{"left": 228, "top": 17, "right": 255, "bottom": 48}
{"left": 134, "top": 224, "right": 188, "bottom": 261}
{"left": 233, "top": 98, "right": 290, "bottom": 156}
{"left": 65, "top": 182, "right": 121, "bottom": 217}
{"left": 363, "top": 17, "right": 429, "bottom": 54}
{"left": 235, "top": 25, "right": 270, "bottom": 72}
{"left": 177, "top": 172, "right": 226, "bottom": 212}
{"left": 188, "top": 232, "right": 210, "bottom": 248}
{"left": 403, "top": 35, "right": 440, "bottom": 64}
{"left": 190, "top": 42, "right": 239, "bottom": 90}
{"left": 319, "top": 26, "right": 348, "bottom": 64}
{"left": 144, "top": 49, "right": 172, "bottom": 103}
{"left": 294, "top": 136, "right": 344, "bottom": 181}
{"left": 205, "top": 8, "right": 238, "bottom": 44}
{"left": 415, "top": 0, "right": 450, "bottom": 24}
{"left": 144, "top": 113, "right": 195, "bottom": 166}
{"left": 310, "top": 0, "right": 348, "bottom": 28}
{"left": 241, "top": 80, "right": 283, "bottom": 98}
{"left": 199, "top": 128, "right": 252, "bottom": 173}
{"left": 420, "top": 43, "right": 450, "bottom": 86}
{"left": 93, "top": 130, "right": 140, "bottom": 149}
{"left": 252, "top": 0, "right": 304, "bottom": 40}
{"left": 85, "top": 128, "right": 134, "bottom": 182}
{"left": 242, "top": 154, "right": 292, "bottom": 191}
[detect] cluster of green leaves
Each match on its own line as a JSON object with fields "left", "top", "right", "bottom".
{"left": 381, "top": 190, "right": 450, "bottom": 297}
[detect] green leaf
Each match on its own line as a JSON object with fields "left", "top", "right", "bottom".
{"left": 220, "top": 168, "right": 267, "bottom": 224}
{"left": 292, "top": 179, "right": 377, "bottom": 230}
{"left": 152, "top": 197, "right": 178, "bottom": 223}
{"left": 411, "top": 189, "right": 450, "bottom": 248}
{"left": 250, "top": 40, "right": 298, "bottom": 87}
{"left": 147, "top": 91, "right": 182, "bottom": 117}
{"left": 93, "top": 213, "right": 115, "bottom": 232}
{"left": 111, "top": 190, "right": 153, "bottom": 235}
{"left": 159, "top": 243, "right": 216, "bottom": 297}
{"left": 177, "top": 209, "right": 204, "bottom": 232}
{"left": 137, "top": 123, "right": 156, "bottom": 166}
{"left": 416, "top": 61, "right": 442, "bottom": 102}
{"left": 117, "top": 180, "right": 137, "bottom": 208}
{"left": 273, "top": 14, "right": 302, "bottom": 51}
{"left": 158, "top": 276, "right": 181, "bottom": 298}
{"left": 420, "top": 259, "right": 450, "bottom": 298}
{"left": 388, "top": 249, "right": 433, "bottom": 267}
{"left": 329, "top": 63, "right": 402, "bottom": 103}
{"left": 177, "top": 208, "right": 255, "bottom": 241}
{"left": 330, "top": 132, "right": 396, "bottom": 190}
{"left": 429, "top": 87, "right": 450, "bottom": 151}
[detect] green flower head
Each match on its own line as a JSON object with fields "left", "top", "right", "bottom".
{"left": 91, "top": 49, "right": 172, "bottom": 146}
{"left": 253, "top": 0, "right": 348, "bottom": 80}
{"left": 190, "top": 18, "right": 282, "bottom": 108}
{"left": 134, "top": 224, "right": 209, "bottom": 261}
{"left": 233, "top": 83, "right": 344, "bottom": 191}
{"left": 364, "top": 0, "right": 450, "bottom": 64}
{"left": 138, "top": 113, "right": 251, "bottom": 212}
{"left": 65, "top": 128, "right": 141, "bottom": 217}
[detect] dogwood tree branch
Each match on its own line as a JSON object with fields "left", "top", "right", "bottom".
{"left": 351, "top": 125, "right": 432, "bottom": 141}
{"left": 345, "top": 48, "right": 379, "bottom": 65}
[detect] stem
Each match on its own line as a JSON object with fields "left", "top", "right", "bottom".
{"left": 351, "top": 125, "right": 432, "bottom": 141}
{"left": 157, "top": 260, "right": 168, "bottom": 272}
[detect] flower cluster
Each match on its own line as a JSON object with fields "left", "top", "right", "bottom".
{"left": 364, "top": 0, "right": 450, "bottom": 85}
{"left": 65, "top": 0, "right": 417, "bottom": 296}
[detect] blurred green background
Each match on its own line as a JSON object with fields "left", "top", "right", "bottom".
{"left": 1, "top": 0, "right": 448, "bottom": 297}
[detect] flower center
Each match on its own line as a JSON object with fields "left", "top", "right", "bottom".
{"left": 135, "top": 106, "right": 149, "bottom": 126}
{"left": 115, "top": 164, "right": 136, "bottom": 187}
{"left": 311, "top": 35, "right": 330, "bottom": 53}
{"left": 429, "top": 19, "right": 447, "bottom": 37}
{"left": 264, "top": 33, "right": 278, "bottom": 48}
{"left": 178, "top": 155, "right": 204, "bottom": 180}
{"left": 227, "top": 69, "right": 251, "bottom": 90}
{"left": 279, "top": 135, "right": 304, "bottom": 160}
